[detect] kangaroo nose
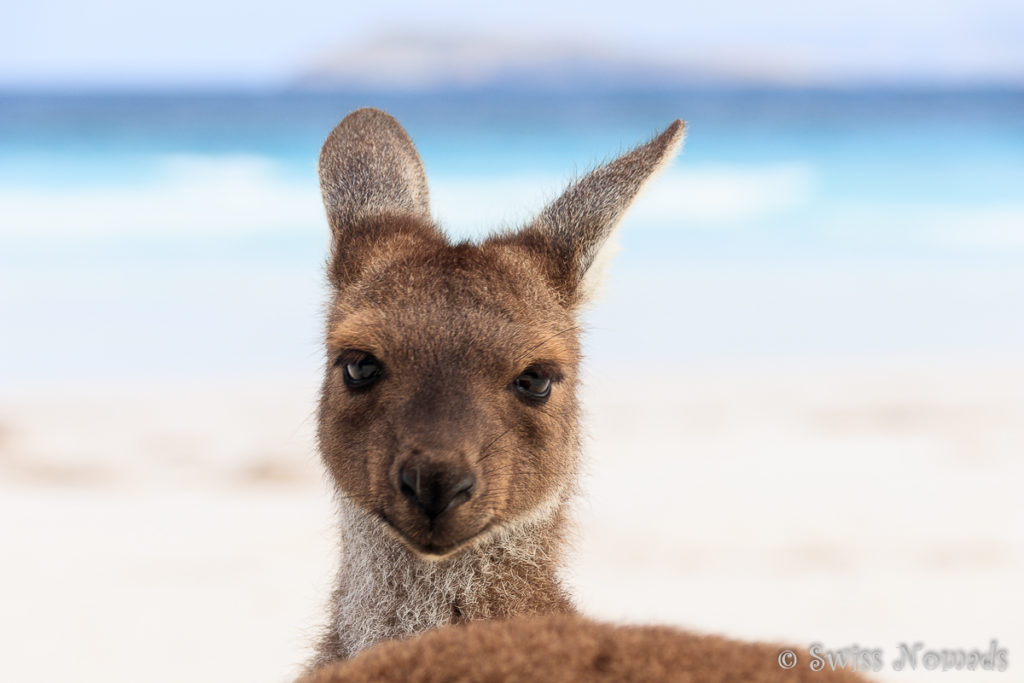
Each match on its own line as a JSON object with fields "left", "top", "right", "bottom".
{"left": 398, "top": 462, "right": 476, "bottom": 519}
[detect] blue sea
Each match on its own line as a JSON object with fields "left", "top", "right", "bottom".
{"left": 1, "top": 90, "right": 1022, "bottom": 383}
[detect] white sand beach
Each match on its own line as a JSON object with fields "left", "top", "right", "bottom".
{"left": 1, "top": 363, "right": 1020, "bottom": 682}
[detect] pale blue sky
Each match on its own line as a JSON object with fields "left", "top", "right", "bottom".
{"left": 3, "top": 0, "right": 1024, "bottom": 87}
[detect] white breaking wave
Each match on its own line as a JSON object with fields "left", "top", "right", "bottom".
{"left": 0, "top": 155, "right": 816, "bottom": 239}
{"left": 0, "top": 155, "right": 324, "bottom": 237}
{"left": 433, "top": 163, "right": 817, "bottom": 236}
{"left": 3, "top": 154, "right": 1021, "bottom": 254}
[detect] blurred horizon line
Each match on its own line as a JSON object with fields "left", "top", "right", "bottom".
{"left": 6, "top": 28, "right": 1024, "bottom": 94}
{"left": 3, "top": 82, "right": 1024, "bottom": 97}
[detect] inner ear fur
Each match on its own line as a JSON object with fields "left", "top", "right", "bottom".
{"left": 488, "top": 119, "right": 685, "bottom": 306}
{"left": 319, "top": 108, "right": 442, "bottom": 288}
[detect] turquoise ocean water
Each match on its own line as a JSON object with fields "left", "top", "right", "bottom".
{"left": 1, "top": 90, "right": 1022, "bottom": 383}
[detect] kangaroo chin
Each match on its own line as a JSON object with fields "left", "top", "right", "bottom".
{"left": 376, "top": 510, "right": 495, "bottom": 559}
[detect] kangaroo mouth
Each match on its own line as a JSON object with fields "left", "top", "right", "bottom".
{"left": 378, "top": 511, "right": 495, "bottom": 559}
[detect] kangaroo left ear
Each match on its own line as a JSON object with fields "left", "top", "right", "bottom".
{"left": 488, "top": 120, "right": 685, "bottom": 306}
{"left": 319, "top": 107, "right": 431, "bottom": 231}
{"left": 319, "top": 108, "right": 440, "bottom": 289}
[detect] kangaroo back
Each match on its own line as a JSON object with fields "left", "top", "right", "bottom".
{"left": 303, "top": 614, "right": 875, "bottom": 683}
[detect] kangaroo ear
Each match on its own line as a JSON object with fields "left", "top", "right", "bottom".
{"left": 490, "top": 120, "right": 685, "bottom": 305}
{"left": 319, "top": 108, "right": 436, "bottom": 287}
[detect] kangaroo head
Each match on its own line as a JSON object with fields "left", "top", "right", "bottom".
{"left": 317, "top": 109, "right": 684, "bottom": 558}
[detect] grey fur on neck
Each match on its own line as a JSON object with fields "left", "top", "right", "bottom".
{"left": 313, "top": 494, "right": 572, "bottom": 665}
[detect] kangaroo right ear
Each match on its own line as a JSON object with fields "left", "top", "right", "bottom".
{"left": 319, "top": 108, "right": 436, "bottom": 287}
{"left": 487, "top": 120, "right": 685, "bottom": 307}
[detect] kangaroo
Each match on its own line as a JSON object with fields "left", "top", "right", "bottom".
{"left": 309, "top": 108, "right": 683, "bottom": 668}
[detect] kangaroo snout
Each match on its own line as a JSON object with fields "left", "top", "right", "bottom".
{"left": 398, "top": 455, "right": 477, "bottom": 520}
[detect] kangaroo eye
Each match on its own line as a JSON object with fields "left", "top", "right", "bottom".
{"left": 341, "top": 354, "right": 382, "bottom": 388}
{"left": 514, "top": 369, "right": 552, "bottom": 401}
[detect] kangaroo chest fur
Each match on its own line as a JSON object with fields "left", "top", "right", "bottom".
{"left": 313, "top": 497, "right": 574, "bottom": 665}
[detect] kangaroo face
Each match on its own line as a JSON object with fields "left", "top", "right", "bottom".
{"left": 319, "top": 222, "right": 580, "bottom": 556}
{"left": 317, "top": 109, "right": 683, "bottom": 558}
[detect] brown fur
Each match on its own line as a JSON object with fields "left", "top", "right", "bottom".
{"left": 309, "top": 108, "right": 685, "bottom": 668}
{"left": 301, "top": 614, "right": 874, "bottom": 683}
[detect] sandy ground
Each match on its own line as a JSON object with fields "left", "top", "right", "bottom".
{"left": 1, "top": 364, "right": 1021, "bottom": 682}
